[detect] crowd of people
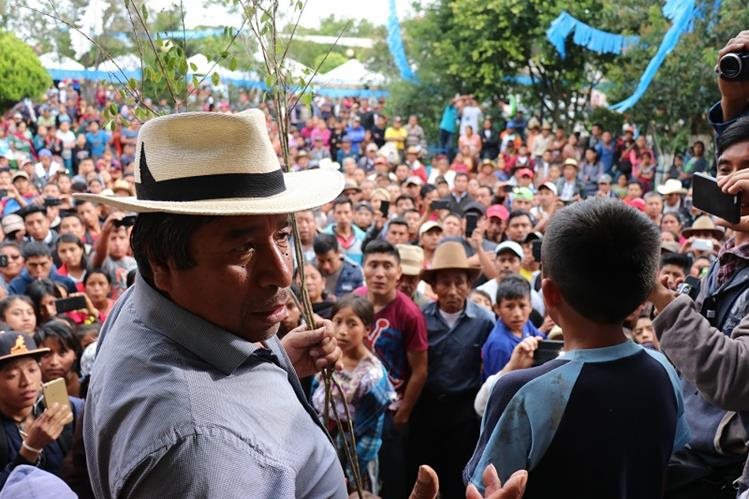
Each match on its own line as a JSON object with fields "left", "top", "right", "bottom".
{"left": 0, "top": 30, "right": 748, "bottom": 499}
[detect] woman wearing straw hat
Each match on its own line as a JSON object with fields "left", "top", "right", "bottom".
{"left": 409, "top": 241, "right": 495, "bottom": 499}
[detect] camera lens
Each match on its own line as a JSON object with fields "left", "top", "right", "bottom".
{"left": 719, "top": 53, "right": 743, "bottom": 79}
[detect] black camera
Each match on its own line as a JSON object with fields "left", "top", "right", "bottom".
{"left": 718, "top": 52, "right": 749, "bottom": 81}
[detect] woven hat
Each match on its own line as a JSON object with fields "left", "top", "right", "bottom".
{"left": 74, "top": 110, "right": 344, "bottom": 215}
{"left": 396, "top": 244, "right": 424, "bottom": 276}
{"left": 0, "top": 332, "right": 49, "bottom": 363}
{"left": 682, "top": 215, "right": 725, "bottom": 240}
{"left": 657, "top": 179, "right": 688, "bottom": 196}
{"left": 420, "top": 241, "right": 480, "bottom": 284}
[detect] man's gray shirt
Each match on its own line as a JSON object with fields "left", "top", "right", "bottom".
{"left": 84, "top": 276, "right": 347, "bottom": 498}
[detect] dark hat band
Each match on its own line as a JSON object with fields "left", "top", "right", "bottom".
{"left": 135, "top": 145, "right": 287, "bottom": 202}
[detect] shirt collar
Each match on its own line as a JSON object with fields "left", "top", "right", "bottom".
{"left": 560, "top": 340, "right": 641, "bottom": 363}
{"left": 132, "top": 274, "right": 259, "bottom": 375}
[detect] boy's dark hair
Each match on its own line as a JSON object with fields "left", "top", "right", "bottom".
{"left": 495, "top": 274, "right": 531, "bottom": 305}
{"left": 455, "top": 172, "right": 469, "bottom": 182}
{"left": 333, "top": 196, "right": 353, "bottom": 209}
{"left": 542, "top": 198, "right": 659, "bottom": 324}
{"left": 716, "top": 117, "right": 749, "bottom": 157}
{"left": 388, "top": 217, "right": 408, "bottom": 229}
{"left": 660, "top": 253, "right": 691, "bottom": 274}
{"left": 508, "top": 210, "right": 532, "bottom": 224}
{"left": 363, "top": 239, "right": 400, "bottom": 263}
{"left": 22, "top": 241, "right": 52, "bottom": 259}
{"left": 470, "top": 289, "right": 492, "bottom": 303}
{"left": 331, "top": 294, "right": 374, "bottom": 328}
{"left": 84, "top": 268, "right": 113, "bottom": 286}
{"left": 420, "top": 184, "right": 437, "bottom": 198}
{"left": 313, "top": 233, "right": 339, "bottom": 255}
{"left": 395, "top": 194, "right": 414, "bottom": 206}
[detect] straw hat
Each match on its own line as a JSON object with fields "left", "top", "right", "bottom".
{"left": 420, "top": 241, "right": 480, "bottom": 284}
{"left": 657, "top": 179, "right": 688, "bottom": 196}
{"left": 74, "top": 110, "right": 344, "bottom": 215}
{"left": 682, "top": 215, "right": 725, "bottom": 240}
{"left": 396, "top": 244, "right": 424, "bottom": 276}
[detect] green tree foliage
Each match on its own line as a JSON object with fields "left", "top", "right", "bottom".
{"left": 0, "top": 31, "right": 51, "bottom": 112}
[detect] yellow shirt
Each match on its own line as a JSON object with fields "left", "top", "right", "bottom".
{"left": 385, "top": 127, "right": 408, "bottom": 150}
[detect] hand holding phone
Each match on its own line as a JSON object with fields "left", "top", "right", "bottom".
{"left": 532, "top": 340, "right": 564, "bottom": 366}
{"left": 465, "top": 213, "right": 479, "bottom": 239}
{"left": 55, "top": 295, "right": 88, "bottom": 313}
{"left": 693, "top": 172, "right": 742, "bottom": 224}
{"left": 379, "top": 200, "right": 390, "bottom": 218}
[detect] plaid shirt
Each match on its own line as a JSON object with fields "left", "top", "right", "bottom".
{"left": 717, "top": 237, "right": 749, "bottom": 287}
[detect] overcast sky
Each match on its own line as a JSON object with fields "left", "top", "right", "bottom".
{"left": 147, "top": 0, "right": 422, "bottom": 29}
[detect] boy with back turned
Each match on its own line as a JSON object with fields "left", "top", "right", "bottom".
{"left": 464, "top": 198, "right": 689, "bottom": 498}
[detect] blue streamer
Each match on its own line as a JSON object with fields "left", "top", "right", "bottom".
{"left": 387, "top": 0, "right": 417, "bottom": 82}
{"left": 546, "top": 11, "right": 638, "bottom": 59}
{"left": 610, "top": 0, "right": 697, "bottom": 112}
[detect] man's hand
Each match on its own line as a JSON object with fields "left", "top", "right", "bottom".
{"left": 502, "top": 337, "right": 539, "bottom": 373}
{"left": 717, "top": 31, "right": 749, "bottom": 122}
{"left": 280, "top": 318, "right": 342, "bottom": 378}
{"left": 718, "top": 169, "right": 749, "bottom": 232}
{"left": 649, "top": 274, "right": 678, "bottom": 314}
{"left": 393, "top": 406, "right": 411, "bottom": 428}
{"left": 409, "top": 464, "right": 527, "bottom": 499}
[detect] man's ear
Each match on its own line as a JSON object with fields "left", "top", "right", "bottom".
{"left": 151, "top": 260, "right": 173, "bottom": 295}
{"left": 541, "top": 278, "right": 562, "bottom": 311}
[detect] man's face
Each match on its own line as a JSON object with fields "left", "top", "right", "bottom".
{"left": 363, "top": 252, "right": 401, "bottom": 299}
{"left": 454, "top": 175, "right": 468, "bottom": 194}
{"left": 396, "top": 198, "right": 414, "bottom": 215}
{"left": 495, "top": 296, "right": 531, "bottom": 332}
{"left": 537, "top": 188, "right": 555, "bottom": 207}
{"left": 659, "top": 264, "right": 686, "bottom": 291}
{"left": 494, "top": 251, "right": 521, "bottom": 279}
{"left": 397, "top": 274, "right": 420, "bottom": 297}
{"left": 442, "top": 216, "right": 462, "bottom": 237}
{"left": 486, "top": 217, "right": 505, "bottom": 242}
{"left": 404, "top": 212, "right": 421, "bottom": 237}
{"left": 77, "top": 202, "right": 99, "bottom": 228}
{"left": 333, "top": 202, "right": 353, "bottom": 228}
{"left": 664, "top": 193, "right": 680, "bottom": 206}
{"left": 295, "top": 211, "right": 316, "bottom": 245}
{"left": 0, "top": 246, "right": 24, "bottom": 279}
{"left": 354, "top": 208, "right": 372, "bottom": 229}
{"left": 59, "top": 216, "right": 85, "bottom": 240}
{"left": 563, "top": 165, "right": 577, "bottom": 180}
{"left": 24, "top": 212, "right": 50, "bottom": 241}
{"left": 14, "top": 178, "right": 31, "bottom": 195}
{"left": 628, "top": 183, "right": 643, "bottom": 199}
{"left": 433, "top": 269, "right": 470, "bottom": 314}
{"left": 717, "top": 140, "right": 749, "bottom": 219}
{"left": 506, "top": 215, "right": 532, "bottom": 243}
{"left": 316, "top": 249, "right": 341, "bottom": 277}
{"left": 154, "top": 214, "right": 293, "bottom": 341}
{"left": 420, "top": 228, "right": 442, "bottom": 251}
{"left": 634, "top": 317, "right": 655, "bottom": 345}
{"left": 386, "top": 223, "right": 409, "bottom": 245}
{"left": 646, "top": 197, "right": 663, "bottom": 218}
{"left": 26, "top": 255, "right": 52, "bottom": 279}
{"left": 108, "top": 226, "right": 130, "bottom": 259}
{"left": 511, "top": 198, "right": 532, "bottom": 212}
{"left": 476, "top": 188, "right": 492, "bottom": 207}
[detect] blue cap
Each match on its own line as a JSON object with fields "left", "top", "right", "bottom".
{"left": 38, "top": 149, "right": 52, "bottom": 157}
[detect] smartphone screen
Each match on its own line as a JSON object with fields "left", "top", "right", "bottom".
{"left": 533, "top": 340, "right": 564, "bottom": 366}
{"left": 379, "top": 200, "right": 390, "bottom": 217}
{"left": 42, "top": 378, "right": 73, "bottom": 424}
{"left": 465, "top": 213, "right": 479, "bottom": 238}
{"left": 692, "top": 172, "right": 742, "bottom": 224}
{"left": 55, "top": 295, "right": 88, "bottom": 313}
{"left": 532, "top": 239, "right": 542, "bottom": 262}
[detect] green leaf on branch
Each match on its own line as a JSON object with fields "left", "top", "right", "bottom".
{"left": 211, "top": 72, "right": 220, "bottom": 86}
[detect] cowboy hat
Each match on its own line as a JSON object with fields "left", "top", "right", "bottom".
{"left": 657, "top": 179, "right": 688, "bottom": 196}
{"left": 682, "top": 215, "right": 725, "bottom": 240}
{"left": 74, "top": 110, "right": 344, "bottom": 215}
{"left": 420, "top": 241, "right": 480, "bottom": 285}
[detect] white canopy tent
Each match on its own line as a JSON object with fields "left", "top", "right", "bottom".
{"left": 313, "top": 59, "right": 386, "bottom": 88}
{"left": 39, "top": 53, "right": 88, "bottom": 80}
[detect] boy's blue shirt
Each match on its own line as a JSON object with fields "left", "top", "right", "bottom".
{"left": 481, "top": 319, "right": 544, "bottom": 380}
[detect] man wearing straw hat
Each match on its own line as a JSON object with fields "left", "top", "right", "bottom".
{"left": 79, "top": 110, "right": 349, "bottom": 498}
{"left": 409, "top": 241, "right": 495, "bottom": 499}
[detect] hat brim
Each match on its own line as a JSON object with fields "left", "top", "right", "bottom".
{"left": 0, "top": 347, "right": 50, "bottom": 363}
{"left": 656, "top": 187, "right": 688, "bottom": 195}
{"left": 681, "top": 227, "right": 724, "bottom": 240}
{"left": 74, "top": 169, "right": 345, "bottom": 216}
{"left": 420, "top": 266, "right": 481, "bottom": 285}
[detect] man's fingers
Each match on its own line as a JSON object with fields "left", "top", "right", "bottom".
{"left": 409, "top": 465, "right": 439, "bottom": 499}
{"left": 482, "top": 464, "right": 502, "bottom": 495}
{"left": 493, "top": 470, "right": 528, "bottom": 499}
{"left": 718, "top": 31, "right": 749, "bottom": 57}
{"left": 466, "top": 484, "right": 482, "bottom": 499}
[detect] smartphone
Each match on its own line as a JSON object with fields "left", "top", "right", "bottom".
{"left": 465, "top": 212, "right": 478, "bottom": 238}
{"left": 692, "top": 238, "right": 713, "bottom": 252}
{"left": 113, "top": 215, "right": 137, "bottom": 228}
{"left": 379, "top": 200, "right": 390, "bottom": 217}
{"left": 0, "top": 255, "right": 7, "bottom": 267}
{"left": 501, "top": 185, "right": 514, "bottom": 193}
{"left": 43, "top": 197, "right": 62, "bottom": 207}
{"left": 42, "top": 377, "right": 73, "bottom": 424}
{"left": 0, "top": 189, "right": 7, "bottom": 198}
{"left": 55, "top": 295, "right": 88, "bottom": 313}
{"left": 692, "top": 172, "right": 742, "bottom": 224}
{"left": 430, "top": 199, "right": 450, "bottom": 211}
{"left": 531, "top": 239, "right": 542, "bottom": 262}
{"left": 533, "top": 340, "right": 564, "bottom": 366}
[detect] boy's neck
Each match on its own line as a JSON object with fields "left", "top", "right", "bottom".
{"left": 562, "top": 322, "right": 628, "bottom": 351}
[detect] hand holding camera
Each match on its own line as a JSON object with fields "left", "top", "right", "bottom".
{"left": 716, "top": 30, "right": 749, "bottom": 122}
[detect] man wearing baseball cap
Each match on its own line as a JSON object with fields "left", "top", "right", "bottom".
{"left": 485, "top": 204, "right": 509, "bottom": 244}
{"left": 531, "top": 182, "right": 558, "bottom": 233}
